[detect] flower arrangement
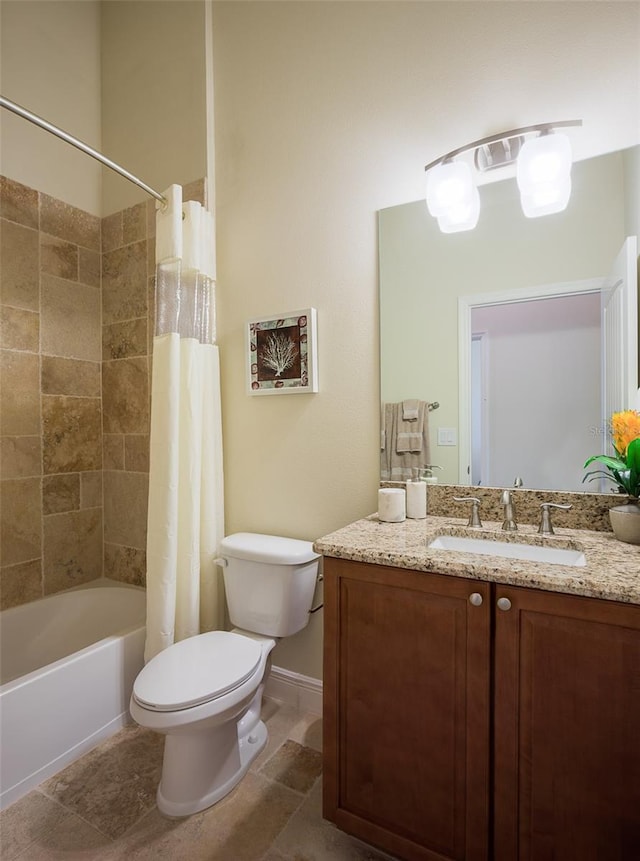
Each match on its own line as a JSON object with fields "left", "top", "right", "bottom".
{"left": 583, "top": 410, "right": 640, "bottom": 500}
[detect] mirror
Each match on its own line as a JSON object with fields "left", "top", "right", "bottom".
{"left": 379, "top": 145, "right": 639, "bottom": 491}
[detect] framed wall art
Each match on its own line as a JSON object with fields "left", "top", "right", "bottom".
{"left": 246, "top": 308, "right": 318, "bottom": 395}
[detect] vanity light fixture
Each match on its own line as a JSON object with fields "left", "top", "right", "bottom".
{"left": 424, "top": 120, "right": 582, "bottom": 233}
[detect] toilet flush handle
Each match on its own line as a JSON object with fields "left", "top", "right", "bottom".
{"left": 309, "top": 574, "right": 324, "bottom": 614}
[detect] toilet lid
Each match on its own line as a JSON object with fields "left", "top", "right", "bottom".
{"left": 133, "top": 631, "right": 262, "bottom": 711}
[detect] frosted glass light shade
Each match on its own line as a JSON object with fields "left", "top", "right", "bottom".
{"left": 517, "top": 132, "right": 572, "bottom": 217}
{"left": 437, "top": 184, "right": 481, "bottom": 233}
{"left": 426, "top": 160, "right": 476, "bottom": 217}
{"left": 520, "top": 177, "right": 572, "bottom": 218}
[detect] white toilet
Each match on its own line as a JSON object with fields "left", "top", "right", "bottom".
{"left": 130, "top": 532, "right": 320, "bottom": 817}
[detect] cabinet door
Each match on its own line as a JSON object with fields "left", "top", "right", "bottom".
{"left": 493, "top": 585, "right": 640, "bottom": 861}
{"left": 323, "top": 558, "right": 491, "bottom": 861}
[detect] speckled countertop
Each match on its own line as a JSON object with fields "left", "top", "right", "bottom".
{"left": 314, "top": 514, "right": 640, "bottom": 605}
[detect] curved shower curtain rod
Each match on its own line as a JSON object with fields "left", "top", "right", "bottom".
{"left": 0, "top": 95, "right": 167, "bottom": 206}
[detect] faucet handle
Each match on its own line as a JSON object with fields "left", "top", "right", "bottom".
{"left": 453, "top": 496, "right": 483, "bottom": 528}
{"left": 538, "top": 502, "right": 572, "bottom": 535}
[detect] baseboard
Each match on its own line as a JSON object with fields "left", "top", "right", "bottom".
{"left": 265, "top": 665, "right": 323, "bottom": 716}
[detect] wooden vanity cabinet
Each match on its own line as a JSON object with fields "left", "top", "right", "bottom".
{"left": 323, "top": 557, "right": 492, "bottom": 861}
{"left": 493, "top": 584, "right": 640, "bottom": 861}
{"left": 323, "top": 557, "right": 640, "bottom": 861}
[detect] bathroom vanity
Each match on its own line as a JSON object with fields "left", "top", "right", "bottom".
{"left": 315, "top": 515, "right": 640, "bottom": 861}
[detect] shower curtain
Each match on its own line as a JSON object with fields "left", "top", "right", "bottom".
{"left": 144, "top": 184, "right": 224, "bottom": 662}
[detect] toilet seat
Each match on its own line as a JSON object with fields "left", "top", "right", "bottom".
{"left": 133, "top": 631, "right": 262, "bottom": 712}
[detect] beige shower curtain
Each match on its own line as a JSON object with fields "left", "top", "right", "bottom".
{"left": 144, "top": 185, "right": 224, "bottom": 662}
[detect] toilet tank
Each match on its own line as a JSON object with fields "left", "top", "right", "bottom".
{"left": 219, "top": 533, "right": 321, "bottom": 637}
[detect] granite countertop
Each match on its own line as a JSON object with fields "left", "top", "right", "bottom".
{"left": 314, "top": 514, "right": 640, "bottom": 605}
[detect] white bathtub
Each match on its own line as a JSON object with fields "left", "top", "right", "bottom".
{"left": 0, "top": 582, "right": 146, "bottom": 810}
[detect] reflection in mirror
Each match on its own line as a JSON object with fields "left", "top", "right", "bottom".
{"left": 379, "top": 145, "right": 640, "bottom": 492}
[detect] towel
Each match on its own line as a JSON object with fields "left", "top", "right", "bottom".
{"left": 402, "top": 399, "right": 419, "bottom": 421}
{"left": 396, "top": 401, "right": 425, "bottom": 452}
{"left": 380, "top": 400, "right": 431, "bottom": 481}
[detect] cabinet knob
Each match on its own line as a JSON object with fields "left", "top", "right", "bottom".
{"left": 497, "top": 597, "right": 512, "bottom": 611}
{"left": 469, "top": 592, "right": 483, "bottom": 606}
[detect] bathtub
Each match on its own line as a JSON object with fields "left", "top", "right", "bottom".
{"left": 0, "top": 582, "right": 146, "bottom": 810}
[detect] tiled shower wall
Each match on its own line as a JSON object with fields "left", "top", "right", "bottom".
{"left": 100, "top": 198, "right": 154, "bottom": 588}
{"left": 0, "top": 175, "right": 205, "bottom": 610}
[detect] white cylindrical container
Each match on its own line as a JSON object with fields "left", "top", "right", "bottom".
{"left": 406, "top": 480, "right": 427, "bottom": 519}
{"left": 378, "top": 488, "right": 406, "bottom": 522}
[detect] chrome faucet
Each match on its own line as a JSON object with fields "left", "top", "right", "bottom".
{"left": 501, "top": 489, "right": 518, "bottom": 531}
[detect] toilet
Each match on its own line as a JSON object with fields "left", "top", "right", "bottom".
{"left": 130, "top": 532, "right": 320, "bottom": 817}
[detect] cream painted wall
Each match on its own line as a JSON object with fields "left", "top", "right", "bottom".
{"left": 212, "top": 1, "right": 640, "bottom": 679}
{"left": 101, "top": 0, "right": 208, "bottom": 215}
{"left": 0, "top": 0, "right": 102, "bottom": 214}
{"left": 0, "top": 1, "right": 207, "bottom": 216}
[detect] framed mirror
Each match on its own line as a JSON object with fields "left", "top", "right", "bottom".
{"left": 379, "top": 145, "right": 639, "bottom": 492}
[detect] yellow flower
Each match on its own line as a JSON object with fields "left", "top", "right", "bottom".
{"left": 611, "top": 410, "right": 640, "bottom": 457}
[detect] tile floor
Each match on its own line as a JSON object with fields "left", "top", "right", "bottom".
{"left": 0, "top": 698, "right": 396, "bottom": 860}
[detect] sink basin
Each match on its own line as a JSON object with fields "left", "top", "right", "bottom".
{"left": 428, "top": 535, "right": 586, "bottom": 567}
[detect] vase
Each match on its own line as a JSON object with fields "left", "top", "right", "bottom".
{"left": 608, "top": 501, "right": 640, "bottom": 545}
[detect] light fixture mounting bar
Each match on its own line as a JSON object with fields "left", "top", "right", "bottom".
{"left": 424, "top": 120, "right": 583, "bottom": 173}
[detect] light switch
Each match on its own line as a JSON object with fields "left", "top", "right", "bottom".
{"left": 437, "top": 427, "right": 457, "bottom": 446}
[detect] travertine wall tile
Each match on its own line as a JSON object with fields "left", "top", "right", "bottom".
{"left": 0, "top": 176, "right": 39, "bottom": 229}
{"left": 103, "top": 471, "right": 148, "bottom": 549}
{"left": 146, "top": 241, "right": 155, "bottom": 278}
{"left": 40, "top": 233, "right": 78, "bottom": 280}
{"left": 0, "top": 305, "right": 39, "bottom": 352}
{"left": 146, "top": 200, "right": 156, "bottom": 239}
{"left": 0, "top": 176, "right": 209, "bottom": 603}
{"left": 43, "top": 508, "right": 103, "bottom": 593}
{"left": 41, "top": 356, "right": 101, "bottom": 397}
{"left": 1, "top": 477, "right": 42, "bottom": 565}
{"left": 42, "top": 395, "right": 102, "bottom": 473}
{"left": 41, "top": 273, "right": 101, "bottom": 361}
{"left": 103, "top": 434, "right": 125, "bottom": 470}
{"left": 123, "top": 202, "right": 147, "bottom": 245}
{"left": 125, "top": 434, "right": 150, "bottom": 473}
{"left": 43, "top": 473, "right": 81, "bottom": 515}
{"left": 79, "top": 247, "right": 100, "bottom": 288}
{"left": 0, "top": 176, "right": 106, "bottom": 609}
{"left": 103, "top": 318, "right": 147, "bottom": 360}
{"left": 102, "top": 358, "right": 149, "bottom": 434}
{"left": 0, "top": 559, "right": 42, "bottom": 610}
{"left": 0, "top": 219, "right": 39, "bottom": 310}
{"left": 81, "top": 471, "right": 103, "bottom": 509}
{"left": 102, "top": 240, "right": 148, "bottom": 323}
{"left": 0, "top": 350, "right": 40, "bottom": 435}
{"left": 40, "top": 194, "right": 100, "bottom": 251}
{"left": 0, "top": 436, "right": 41, "bottom": 479}
{"left": 101, "top": 211, "right": 123, "bottom": 253}
{"left": 104, "top": 543, "right": 146, "bottom": 588}
{"left": 183, "top": 178, "right": 206, "bottom": 206}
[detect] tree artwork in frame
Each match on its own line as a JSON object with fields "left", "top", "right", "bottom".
{"left": 247, "top": 308, "right": 318, "bottom": 395}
